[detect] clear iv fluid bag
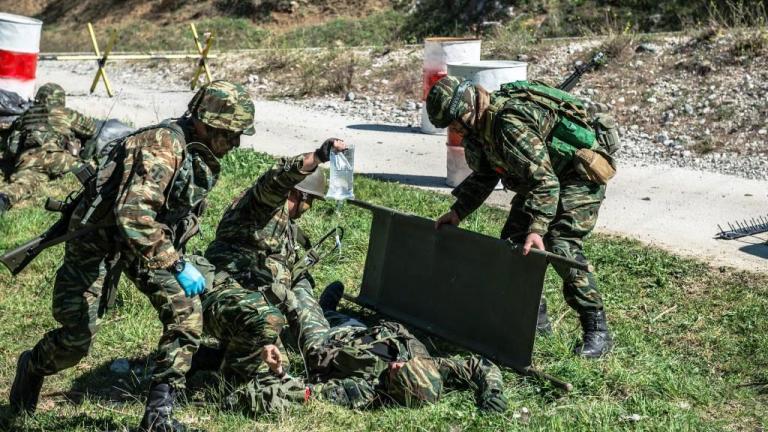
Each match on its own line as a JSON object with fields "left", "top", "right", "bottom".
{"left": 326, "top": 145, "right": 355, "bottom": 201}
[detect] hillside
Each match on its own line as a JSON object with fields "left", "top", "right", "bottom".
{"left": 2, "top": 0, "right": 767, "bottom": 51}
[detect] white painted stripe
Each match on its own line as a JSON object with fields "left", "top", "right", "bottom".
{"left": 0, "top": 13, "right": 42, "bottom": 54}
{"left": 0, "top": 77, "right": 35, "bottom": 100}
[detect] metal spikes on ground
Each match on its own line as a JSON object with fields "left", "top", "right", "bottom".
{"left": 716, "top": 216, "right": 768, "bottom": 240}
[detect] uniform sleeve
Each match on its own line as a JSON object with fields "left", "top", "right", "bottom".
{"left": 114, "top": 129, "right": 184, "bottom": 269}
{"left": 498, "top": 116, "right": 560, "bottom": 235}
{"left": 450, "top": 171, "right": 499, "bottom": 220}
{"left": 315, "top": 377, "right": 380, "bottom": 409}
{"left": 434, "top": 355, "right": 505, "bottom": 405}
{"left": 241, "top": 154, "right": 314, "bottom": 215}
{"left": 65, "top": 108, "right": 98, "bottom": 140}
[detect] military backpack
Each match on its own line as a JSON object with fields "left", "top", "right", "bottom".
{"left": 482, "top": 80, "right": 619, "bottom": 182}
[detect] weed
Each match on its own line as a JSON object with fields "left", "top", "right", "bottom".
{"left": 729, "top": 29, "right": 768, "bottom": 61}
{"left": 690, "top": 136, "right": 720, "bottom": 154}
{"left": 484, "top": 20, "right": 539, "bottom": 60}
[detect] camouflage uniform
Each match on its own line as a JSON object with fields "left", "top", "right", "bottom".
{"left": 205, "top": 154, "right": 318, "bottom": 316}
{"left": 197, "top": 153, "right": 316, "bottom": 389}
{"left": 201, "top": 273, "right": 286, "bottom": 384}
{"left": 26, "top": 121, "right": 219, "bottom": 389}
{"left": 1, "top": 83, "right": 97, "bottom": 207}
{"left": 428, "top": 76, "right": 610, "bottom": 314}
{"left": 11, "top": 82, "right": 256, "bottom": 427}
{"left": 290, "top": 283, "right": 506, "bottom": 409}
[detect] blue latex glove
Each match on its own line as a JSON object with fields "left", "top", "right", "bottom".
{"left": 175, "top": 262, "right": 206, "bottom": 297}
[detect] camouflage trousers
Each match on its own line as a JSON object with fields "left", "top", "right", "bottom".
{"left": 501, "top": 177, "right": 606, "bottom": 313}
{"left": 201, "top": 275, "right": 286, "bottom": 384}
{"left": 292, "top": 282, "right": 334, "bottom": 366}
{"left": 0, "top": 145, "right": 80, "bottom": 206}
{"left": 26, "top": 227, "right": 209, "bottom": 389}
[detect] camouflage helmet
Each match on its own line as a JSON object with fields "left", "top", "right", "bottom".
{"left": 384, "top": 358, "right": 443, "bottom": 407}
{"left": 35, "top": 83, "right": 66, "bottom": 107}
{"left": 294, "top": 169, "right": 326, "bottom": 199}
{"left": 188, "top": 80, "right": 255, "bottom": 135}
{"left": 426, "top": 76, "right": 475, "bottom": 128}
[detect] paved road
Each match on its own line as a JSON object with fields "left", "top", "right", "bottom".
{"left": 39, "top": 63, "right": 768, "bottom": 271}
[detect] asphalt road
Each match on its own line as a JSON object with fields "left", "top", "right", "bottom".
{"left": 39, "top": 62, "right": 768, "bottom": 272}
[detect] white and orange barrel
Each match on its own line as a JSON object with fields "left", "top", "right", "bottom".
{"left": 444, "top": 60, "right": 527, "bottom": 187}
{"left": 420, "top": 37, "right": 481, "bottom": 134}
{"left": 0, "top": 13, "right": 43, "bottom": 100}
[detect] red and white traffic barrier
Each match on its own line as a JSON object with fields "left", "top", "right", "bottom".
{"left": 0, "top": 13, "right": 43, "bottom": 100}
{"left": 420, "top": 37, "right": 481, "bottom": 134}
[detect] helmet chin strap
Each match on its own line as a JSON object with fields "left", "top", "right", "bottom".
{"left": 447, "top": 81, "right": 472, "bottom": 118}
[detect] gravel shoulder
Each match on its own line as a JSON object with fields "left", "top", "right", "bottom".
{"left": 38, "top": 60, "right": 768, "bottom": 273}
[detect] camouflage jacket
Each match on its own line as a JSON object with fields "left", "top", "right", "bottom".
{"left": 76, "top": 120, "right": 220, "bottom": 270}
{"left": 452, "top": 94, "right": 569, "bottom": 235}
{"left": 312, "top": 320, "right": 504, "bottom": 408}
{"left": 9, "top": 103, "right": 97, "bottom": 154}
{"left": 205, "top": 155, "right": 314, "bottom": 290}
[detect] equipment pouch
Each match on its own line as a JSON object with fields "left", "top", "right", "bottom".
{"left": 552, "top": 117, "right": 596, "bottom": 150}
{"left": 573, "top": 148, "right": 616, "bottom": 185}
{"left": 592, "top": 113, "right": 621, "bottom": 155}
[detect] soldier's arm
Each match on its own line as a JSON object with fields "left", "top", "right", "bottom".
{"left": 314, "top": 377, "right": 380, "bottom": 409}
{"left": 450, "top": 136, "right": 499, "bottom": 220}
{"left": 450, "top": 171, "right": 499, "bottom": 220}
{"left": 498, "top": 117, "right": 560, "bottom": 235}
{"left": 114, "top": 129, "right": 184, "bottom": 269}
{"left": 434, "top": 355, "right": 506, "bottom": 410}
{"left": 65, "top": 107, "right": 98, "bottom": 140}
{"left": 242, "top": 154, "right": 316, "bottom": 213}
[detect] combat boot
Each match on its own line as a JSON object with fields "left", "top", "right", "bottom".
{"left": 536, "top": 299, "right": 553, "bottom": 336}
{"left": 0, "top": 192, "right": 10, "bottom": 215}
{"left": 573, "top": 309, "right": 613, "bottom": 359}
{"left": 10, "top": 350, "right": 45, "bottom": 414}
{"left": 139, "top": 383, "right": 187, "bottom": 432}
{"left": 318, "top": 281, "right": 345, "bottom": 312}
{"left": 187, "top": 344, "right": 225, "bottom": 378}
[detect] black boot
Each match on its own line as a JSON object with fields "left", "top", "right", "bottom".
{"left": 573, "top": 309, "right": 613, "bottom": 358}
{"left": 318, "top": 281, "right": 345, "bottom": 312}
{"left": 9, "top": 350, "right": 45, "bottom": 415}
{"left": 536, "top": 299, "right": 553, "bottom": 335}
{"left": 0, "top": 192, "right": 10, "bottom": 215}
{"left": 139, "top": 383, "right": 187, "bottom": 432}
{"left": 187, "top": 344, "right": 225, "bottom": 378}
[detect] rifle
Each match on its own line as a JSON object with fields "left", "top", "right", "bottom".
{"left": 557, "top": 51, "right": 605, "bottom": 92}
{"left": 0, "top": 165, "right": 97, "bottom": 275}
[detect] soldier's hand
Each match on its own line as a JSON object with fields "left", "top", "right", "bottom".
{"left": 261, "top": 344, "right": 284, "bottom": 376}
{"left": 479, "top": 389, "right": 508, "bottom": 413}
{"left": 175, "top": 261, "right": 206, "bottom": 297}
{"left": 435, "top": 209, "right": 460, "bottom": 229}
{"left": 523, "top": 232, "right": 545, "bottom": 255}
{"left": 315, "top": 138, "right": 346, "bottom": 163}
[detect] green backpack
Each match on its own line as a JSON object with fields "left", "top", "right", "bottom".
{"left": 483, "top": 80, "right": 598, "bottom": 173}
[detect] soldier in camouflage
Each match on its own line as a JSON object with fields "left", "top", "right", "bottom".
{"left": 222, "top": 282, "right": 508, "bottom": 413}
{"left": 427, "top": 75, "right": 615, "bottom": 359}
{"left": 194, "top": 139, "right": 346, "bottom": 388}
{"left": 204, "top": 138, "right": 347, "bottom": 322}
{"left": 0, "top": 83, "right": 97, "bottom": 214}
{"left": 9, "top": 80, "right": 256, "bottom": 432}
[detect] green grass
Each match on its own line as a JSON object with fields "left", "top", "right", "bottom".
{"left": 40, "top": 11, "right": 408, "bottom": 53}
{"left": 273, "top": 10, "right": 409, "bottom": 48}
{"left": 1, "top": 149, "right": 767, "bottom": 431}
